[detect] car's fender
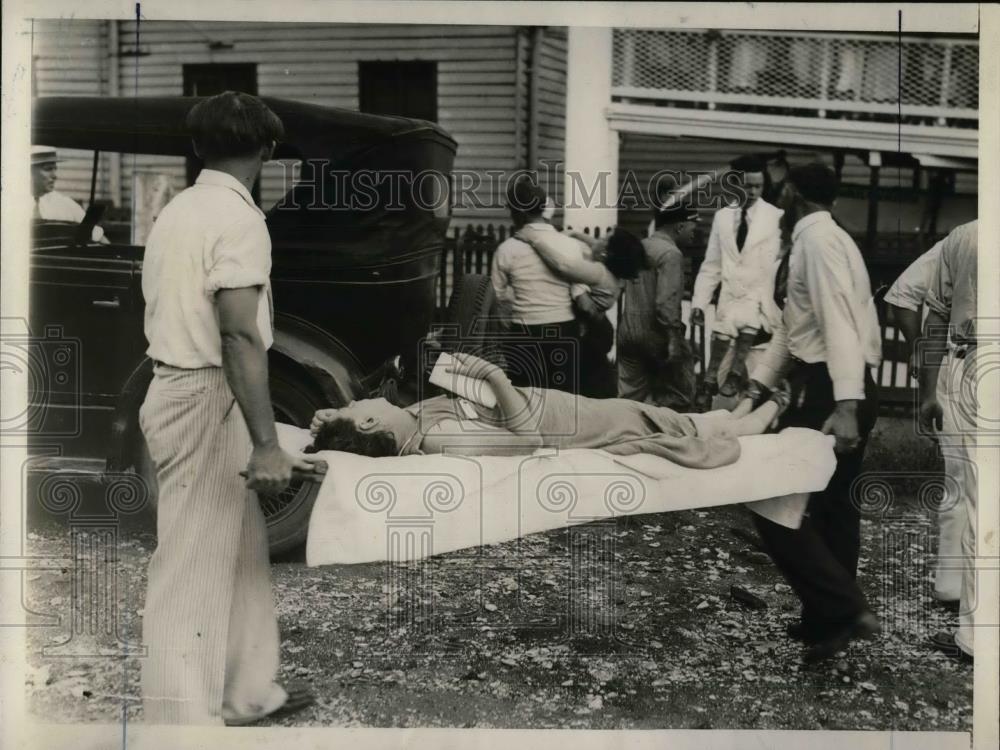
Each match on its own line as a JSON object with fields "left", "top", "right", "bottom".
{"left": 106, "top": 313, "right": 367, "bottom": 472}
{"left": 268, "top": 312, "right": 368, "bottom": 406}
{"left": 106, "top": 358, "right": 154, "bottom": 473}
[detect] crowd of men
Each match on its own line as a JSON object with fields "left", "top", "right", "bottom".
{"left": 31, "top": 92, "right": 979, "bottom": 726}
{"left": 490, "top": 159, "right": 979, "bottom": 665}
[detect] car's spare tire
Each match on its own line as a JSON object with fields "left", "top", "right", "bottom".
{"left": 445, "top": 273, "right": 505, "bottom": 367}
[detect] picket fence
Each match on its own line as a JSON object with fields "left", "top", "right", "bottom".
{"left": 436, "top": 223, "right": 921, "bottom": 414}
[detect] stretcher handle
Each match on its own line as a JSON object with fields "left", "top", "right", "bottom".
{"left": 238, "top": 461, "right": 328, "bottom": 484}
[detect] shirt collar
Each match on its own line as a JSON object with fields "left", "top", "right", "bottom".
{"left": 652, "top": 228, "right": 678, "bottom": 245}
{"left": 195, "top": 169, "right": 261, "bottom": 214}
{"left": 791, "top": 210, "right": 833, "bottom": 243}
{"left": 524, "top": 221, "right": 555, "bottom": 231}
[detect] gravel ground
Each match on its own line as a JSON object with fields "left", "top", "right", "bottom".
{"left": 21, "top": 417, "right": 972, "bottom": 730}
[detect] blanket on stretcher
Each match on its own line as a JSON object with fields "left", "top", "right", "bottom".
{"left": 275, "top": 425, "right": 836, "bottom": 566}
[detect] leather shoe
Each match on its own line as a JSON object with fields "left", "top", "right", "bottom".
{"left": 932, "top": 598, "right": 961, "bottom": 614}
{"left": 786, "top": 620, "right": 823, "bottom": 645}
{"left": 224, "top": 682, "right": 315, "bottom": 727}
{"left": 928, "top": 630, "right": 973, "bottom": 663}
{"left": 803, "top": 610, "right": 881, "bottom": 663}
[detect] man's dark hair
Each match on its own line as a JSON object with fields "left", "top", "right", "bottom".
{"left": 603, "top": 228, "right": 647, "bottom": 280}
{"left": 186, "top": 91, "right": 285, "bottom": 161}
{"left": 506, "top": 175, "right": 547, "bottom": 220}
{"left": 787, "top": 162, "right": 839, "bottom": 206}
{"left": 730, "top": 154, "right": 766, "bottom": 175}
{"left": 306, "top": 418, "right": 398, "bottom": 457}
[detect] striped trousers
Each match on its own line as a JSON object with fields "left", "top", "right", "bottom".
{"left": 139, "top": 365, "right": 285, "bottom": 724}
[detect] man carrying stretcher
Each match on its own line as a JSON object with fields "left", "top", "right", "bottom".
{"left": 309, "top": 352, "right": 790, "bottom": 466}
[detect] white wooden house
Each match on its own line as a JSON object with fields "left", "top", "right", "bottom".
{"left": 595, "top": 28, "right": 979, "bottom": 251}
{"left": 31, "top": 19, "right": 567, "bottom": 229}
{"left": 33, "top": 20, "right": 977, "bottom": 253}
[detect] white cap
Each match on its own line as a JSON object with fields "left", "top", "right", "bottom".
{"left": 31, "top": 146, "right": 62, "bottom": 165}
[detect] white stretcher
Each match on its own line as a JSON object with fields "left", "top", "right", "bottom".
{"left": 275, "top": 424, "right": 836, "bottom": 567}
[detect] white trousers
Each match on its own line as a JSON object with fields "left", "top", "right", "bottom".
{"left": 933, "top": 353, "right": 969, "bottom": 602}
{"left": 139, "top": 365, "right": 285, "bottom": 724}
{"left": 938, "top": 351, "right": 978, "bottom": 656}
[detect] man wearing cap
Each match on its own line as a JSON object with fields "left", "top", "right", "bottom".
{"left": 617, "top": 200, "right": 699, "bottom": 409}
{"left": 748, "top": 162, "right": 882, "bottom": 662}
{"left": 491, "top": 176, "right": 585, "bottom": 393}
{"left": 692, "top": 155, "right": 783, "bottom": 408}
{"left": 32, "top": 146, "right": 107, "bottom": 243}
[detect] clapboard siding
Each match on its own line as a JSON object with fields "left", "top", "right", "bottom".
{"left": 109, "top": 21, "right": 525, "bottom": 226}
{"left": 617, "top": 132, "right": 828, "bottom": 236}
{"left": 32, "top": 20, "right": 112, "bottom": 204}
{"left": 536, "top": 28, "right": 567, "bottom": 208}
{"left": 32, "top": 21, "right": 573, "bottom": 230}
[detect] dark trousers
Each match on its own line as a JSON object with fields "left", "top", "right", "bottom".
{"left": 503, "top": 319, "right": 582, "bottom": 394}
{"left": 751, "top": 361, "right": 879, "bottom": 631}
{"left": 578, "top": 316, "right": 617, "bottom": 399}
{"left": 617, "top": 338, "right": 696, "bottom": 411}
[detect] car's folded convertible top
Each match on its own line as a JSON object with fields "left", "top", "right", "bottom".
{"left": 33, "top": 95, "right": 458, "bottom": 259}
{"left": 33, "top": 95, "right": 455, "bottom": 164}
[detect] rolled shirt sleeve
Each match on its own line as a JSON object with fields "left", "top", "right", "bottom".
{"left": 883, "top": 241, "right": 943, "bottom": 313}
{"left": 205, "top": 217, "right": 272, "bottom": 295}
{"left": 925, "top": 239, "right": 955, "bottom": 320}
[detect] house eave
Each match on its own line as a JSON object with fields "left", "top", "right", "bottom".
{"left": 606, "top": 103, "right": 978, "bottom": 160}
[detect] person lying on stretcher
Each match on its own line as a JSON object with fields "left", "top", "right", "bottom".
{"left": 309, "top": 353, "right": 789, "bottom": 468}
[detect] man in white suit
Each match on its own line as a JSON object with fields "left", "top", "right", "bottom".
{"left": 692, "top": 155, "right": 783, "bottom": 409}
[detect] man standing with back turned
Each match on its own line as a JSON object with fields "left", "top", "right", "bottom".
{"left": 140, "top": 92, "right": 321, "bottom": 724}
{"left": 919, "top": 220, "right": 978, "bottom": 664}
{"left": 618, "top": 200, "right": 700, "bottom": 410}
{"left": 748, "top": 163, "right": 882, "bottom": 662}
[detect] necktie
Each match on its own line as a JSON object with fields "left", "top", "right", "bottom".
{"left": 736, "top": 206, "right": 749, "bottom": 251}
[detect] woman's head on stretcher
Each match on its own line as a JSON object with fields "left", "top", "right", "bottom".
{"left": 307, "top": 397, "right": 416, "bottom": 457}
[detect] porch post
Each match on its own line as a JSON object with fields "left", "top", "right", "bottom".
{"left": 562, "top": 27, "right": 619, "bottom": 232}
{"left": 866, "top": 150, "right": 881, "bottom": 254}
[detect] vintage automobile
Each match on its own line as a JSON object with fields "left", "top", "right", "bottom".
{"left": 28, "top": 95, "right": 462, "bottom": 554}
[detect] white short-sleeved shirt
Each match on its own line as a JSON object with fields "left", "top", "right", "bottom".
{"left": 142, "top": 169, "right": 274, "bottom": 368}
{"left": 490, "top": 222, "right": 579, "bottom": 325}
{"left": 926, "top": 220, "right": 978, "bottom": 345}
{"left": 36, "top": 190, "right": 106, "bottom": 242}
{"left": 883, "top": 241, "right": 944, "bottom": 313}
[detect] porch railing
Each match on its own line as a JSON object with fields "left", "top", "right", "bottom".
{"left": 611, "top": 28, "right": 978, "bottom": 126}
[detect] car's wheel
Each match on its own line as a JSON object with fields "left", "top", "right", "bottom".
{"left": 260, "top": 368, "right": 330, "bottom": 557}
{"left": 135, "top": 367, "right": 331, "bottom": 558}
